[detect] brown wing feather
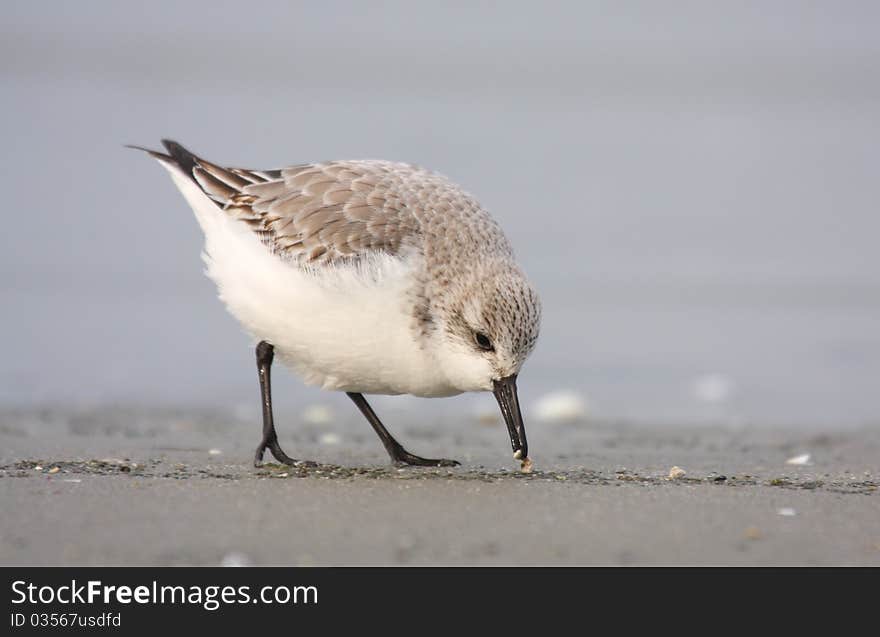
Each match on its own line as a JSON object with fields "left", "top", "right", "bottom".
{"left": 196, "top": 159, "right": 432, "bottom": 263}
{"left": 153, "top": 141, "right": 507, "bottom": 266}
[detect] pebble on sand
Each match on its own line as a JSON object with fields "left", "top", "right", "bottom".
{"left": 533, "top": 391, "right": 588, "bottom": 424}
{"left": 48, "top": 467, "right": 60, "bottom": 474}
{"left": 668, "top": 466, "right": 686, "bottom": 480}
{"left": 520, "top": 457, "right": 534, "bottom": 474}
{"left": 785, "top": 453, "right": 812, "bottom": 466}
{"left": 777, "top": 508, "right": 797, "bottom": 517}
{"left": 208, "top": 448, "right": 222, "bottom": 456}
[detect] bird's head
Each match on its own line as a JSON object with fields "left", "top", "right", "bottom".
{"left": 430, "top": 259, "right": 541, "bottom": 462}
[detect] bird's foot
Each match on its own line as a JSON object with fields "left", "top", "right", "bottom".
{"left": 253, "top": 455, "right": 318, "bottom": 469}
{"left": 254, "top": 440, "right": 317, "bottom": 468}
{"left": 392, "top": 451, "right": 460, "bottom": 468}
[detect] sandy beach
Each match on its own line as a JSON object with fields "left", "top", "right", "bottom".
{"left": 1, "top": 406, "right": 877, "bottom": 566}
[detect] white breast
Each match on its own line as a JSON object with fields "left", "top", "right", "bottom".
{"left": 167, "top": 167, "right": 460, "bottom": 398}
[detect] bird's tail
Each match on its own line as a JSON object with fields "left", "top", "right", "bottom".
{"left": 126, "top": 139, "right": 280, "bottom": 207}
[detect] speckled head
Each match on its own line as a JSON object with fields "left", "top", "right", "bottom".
{"left": 426, "top": 258, "right": 541, "bottom": 393}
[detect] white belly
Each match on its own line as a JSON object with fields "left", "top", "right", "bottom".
{"left": 168, "top": 169, "right": 460, "bottom": 397}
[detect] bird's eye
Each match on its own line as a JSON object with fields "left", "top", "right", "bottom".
{"left": 474, "top": 332, "right": 494, "bottom": 352}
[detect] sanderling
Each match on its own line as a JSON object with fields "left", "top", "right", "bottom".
{"left": 132, "top": 140, "right": 541, "bottom": 469}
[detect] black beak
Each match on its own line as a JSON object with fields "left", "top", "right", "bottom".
{"left": 493, "top": 374, "right": 528, "bottom": 461}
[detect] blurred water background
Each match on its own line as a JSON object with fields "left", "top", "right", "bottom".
{"left": 2, "top": 1, "right": 878, "bottom": 427}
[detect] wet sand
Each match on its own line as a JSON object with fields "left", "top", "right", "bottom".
{"left": 1, "top": 407, "right": 878, "bottom": 565}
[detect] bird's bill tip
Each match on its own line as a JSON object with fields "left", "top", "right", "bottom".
{"left": 492, "top": 374, "right": 528, "bottom": 462}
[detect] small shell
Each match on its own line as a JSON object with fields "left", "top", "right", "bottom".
{"left": 520, "top": 457, "right": 534, "bottom": 474}
{"left": 668, "top": 466, "right": 686, "bottom": 480}
{"left": 785, "top": 454, "right": 811, "bottom": 466}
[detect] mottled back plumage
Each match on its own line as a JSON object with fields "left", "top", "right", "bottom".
{"left": 156, "top": 140, "right": 511, "bottom": 269}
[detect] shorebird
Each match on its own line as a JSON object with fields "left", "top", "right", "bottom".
{"left": 133, "top": 140, "right": 541, "bottom": 470}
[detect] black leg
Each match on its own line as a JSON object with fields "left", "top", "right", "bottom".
{"left": 346, "top": 392, "right": 460, "bottom": 467}
{"left": 253, "top": 341, "right": 312, "bottom": 467}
